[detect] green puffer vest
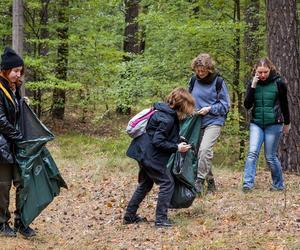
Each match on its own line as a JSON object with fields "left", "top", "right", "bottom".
{"left": 253, "top": 80, "right": 278, "bottom": 127}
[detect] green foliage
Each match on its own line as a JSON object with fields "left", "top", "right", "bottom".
{"left": 1, "top": 0, "right": 284, "bottom": 167}
{"left": 1, "top": 0, "right": 268, "bottom": 116}
{"left": 114, "top": 0, "right": 250, "bottom": 110}
{"left": 0, "top": 0, "right": 12, "bottom": 47}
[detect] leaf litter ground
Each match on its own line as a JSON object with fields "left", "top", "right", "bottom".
{"left": 3, "top": 143, "right": 300, "bottom": 250}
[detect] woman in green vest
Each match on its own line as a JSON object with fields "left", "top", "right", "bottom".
{"left": 242, "top": 58, "right": 290, "bottom": 192}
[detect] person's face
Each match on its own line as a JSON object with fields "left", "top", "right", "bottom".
{"left": 195, "top": 66, "right": 209, "bottom": 79}
{"left": 255, "top": 66, "right": 270, "bottom": 81}
{"left": 7, "top": 66, "right": 23, "bottom": 83}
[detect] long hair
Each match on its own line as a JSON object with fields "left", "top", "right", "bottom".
{"left": 191, "top": 53, "right": 215, "bottom": 73}
{"left": 165, "top": 87, "right": 195, "bottom": 120}
{"left": 0, "top": 68, "right": 24, "bottom": 88}
{"left": 252, "top": 57, "right": 279, "bottom": 75}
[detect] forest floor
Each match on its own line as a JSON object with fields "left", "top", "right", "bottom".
{"left": 1, "top": 118, "right": 300, "bottom": 249}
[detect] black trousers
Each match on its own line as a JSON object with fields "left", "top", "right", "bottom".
{"left": 125, "top": 163, "right": 174, "bottom": 222}
{"left": 0, "top": 164, "right": 21, "bottom": 224}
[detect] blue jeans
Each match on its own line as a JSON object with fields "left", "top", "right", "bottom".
{"left": 243, "top": 123, "right": 284, "bottom": 190}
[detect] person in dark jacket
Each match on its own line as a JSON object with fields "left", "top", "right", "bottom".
{"left": 124, "top": 87, "right": 195, "bottom": 227}
{"left": 0, "top": 47, "right": 36, "bottom": 237}
{"left": 242, "top": 58, "right": 290, "bottom": 192}
{"left": 188, "top": 53, "right": 230, "bottom": 195}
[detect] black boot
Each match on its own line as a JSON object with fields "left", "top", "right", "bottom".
{"left": 123, "top": 214, "right": 148, "bottom": 225}
{"left": 207, "top": 178, "right": 216, "bottom": 193}
{"left": 155, "top": 219, "right": 174, "bottom": 228}
{"left": 0, "top": 222, "right": 16, "bottom": 237}
{"left": 14, "top": 220, "right": 36, "bottom": 238}
{"left": 194, "top": 178, "right": 205, "bottom": 195}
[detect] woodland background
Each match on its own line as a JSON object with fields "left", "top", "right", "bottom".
{"left": 1, "top": 0, "right": 299, "bottom": 169}
{"left": 1, "top": 0, "right": 300, "bottom": 249}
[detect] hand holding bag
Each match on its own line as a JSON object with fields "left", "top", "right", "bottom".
{"left": 0, "top": 134, "right": 14, "bottom": 164}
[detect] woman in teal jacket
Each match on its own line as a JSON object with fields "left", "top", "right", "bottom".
{"left": 242, "top": 58, "right": 290, "bottom": 192}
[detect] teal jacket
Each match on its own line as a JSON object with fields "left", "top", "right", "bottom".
{"left": 244, "top": 72, "right": 290, "bottom": 128}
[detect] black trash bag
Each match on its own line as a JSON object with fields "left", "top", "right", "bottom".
{"left": 169, "top": 180, "right": 196, "bottom": 209}
{"left": 15, "top": 99, "right": 67, "bottom": 227}
{"left": 167, "top": 115, "right": 202, "bottom": 209}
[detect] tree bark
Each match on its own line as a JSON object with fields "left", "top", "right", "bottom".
{"left": 232, "top": 0, "right": 246, "bottom": 160}
{"left": 123, "top": 0, "right": 140, "bottom": 56}
{"left": 12, "top": 0, "right": 24, "bottom": 96}
{"left": 117, "top": 0, "right": 141, "bottom": 115}
{"left": 267, "top": 0, "right": 300, "bottom": 172}
{"left": 244, "top": 0, "right": 260, "bottom": 68}
{"left": 52, "top": 0, "right": 69, "bottom": 120}
{"left": 33, "top": 0, "right": 50, "bottom": 118}
{"left": 242, "top": 0, "right": 260, "bottom": 159}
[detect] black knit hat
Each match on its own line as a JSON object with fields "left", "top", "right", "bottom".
{"left": 0, "top": 47, "right": 24, "bottom": 70}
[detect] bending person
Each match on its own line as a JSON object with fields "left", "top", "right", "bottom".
{"left": 124, "top": 87, "right": 195, "bottom": 227}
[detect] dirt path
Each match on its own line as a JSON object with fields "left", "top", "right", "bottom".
{"left": 2, "top": 148, "right": 300, "bottom": 250}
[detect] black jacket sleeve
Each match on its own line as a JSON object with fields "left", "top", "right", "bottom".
{"left": 0, "top": 98, "right": 22, "bottom": 141}
{"left": 152, "top": 116, "right": 178, "bottom": 153}
{"left": 244, "top": 81, "right": 256, "bottom": 110}
{"left": 277, "top": 80, "right": 290, "bottom": 125}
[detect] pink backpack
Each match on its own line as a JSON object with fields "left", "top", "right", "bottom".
{"left": 126, "top": 108, "right": 156, "bottom": 138}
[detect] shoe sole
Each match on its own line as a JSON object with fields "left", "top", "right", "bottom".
{"left": 155, "top": 225, "right": 173, "bottom": 228}
{"left": 14, "top": 229, "right": 36, "bottom": 238}
{"left": 123, "top": 219, "right": 148, "bottom": 225}
{"left": 0, "top": 233, "right": 17, "bottom": 237}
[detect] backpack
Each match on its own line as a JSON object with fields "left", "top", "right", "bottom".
{"left": 126, "top": 108, "right": 156, "bottom": 138}
{"left": 188, "top": 75, "right": 223, "bottom": 100}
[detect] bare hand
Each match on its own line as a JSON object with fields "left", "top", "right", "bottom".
{"left": 178, "top": 142, "right": 191, "bottom": 153}
{"left": 283, "top": 124, "right": 290, "bottom": 135}
{"left": 24, "top": 96, "right": 30, "bottom": 105}
{"left": 251, "top": 73, "right": 259, "bottom": 88}
{"left": 198, "top": 106, "right": 211, "bottom": 116}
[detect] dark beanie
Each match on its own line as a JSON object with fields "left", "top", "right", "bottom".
{"left": 0, "top": 47, "right": 24, "bottom": 70}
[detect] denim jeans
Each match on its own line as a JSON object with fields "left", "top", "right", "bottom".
{"left": 243, "top": 123, "right": 284, "bottom": 190}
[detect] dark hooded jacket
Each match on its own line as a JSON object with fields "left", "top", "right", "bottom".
{"left": 126, "top": 102, "right": 180, "bottom": 173}
{"left": 0, "top": 75, "right": 22, "bottom": 164}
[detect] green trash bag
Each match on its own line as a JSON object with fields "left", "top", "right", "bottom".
{"left": 15, "top": 99, "right": 67, "bottom": 227}
{"left": 171, "top": 150, "right": 196, "bottom": 188}
{"left": 168, "top": 115, "right": 202, "bottom": 209}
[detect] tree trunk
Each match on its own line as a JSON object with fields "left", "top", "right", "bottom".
{"left": 267, "top": 0, "right": 300, "bottom": 172}
{"left": 12, "top": 0, "right": 24, "bottom": 96}
{"left": 232, "top": 0, "right": 244, "bottom": 160}
{"left": 52, "top": 0, "right": 69, "bottom": 120}
{"left": 242, "top": 0, "right": 260, "bottom": 159}
{"left": 123, "top": 0, "right": 140, "bottom": 56}
{"left": 244, "top": 0, "right": 260, "bottom": 70}
{"left": 33, "top": 0, "right": 50, "bottom": 118}
{"left": 117, "top": 0, "right": 141, "bottom": 115}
